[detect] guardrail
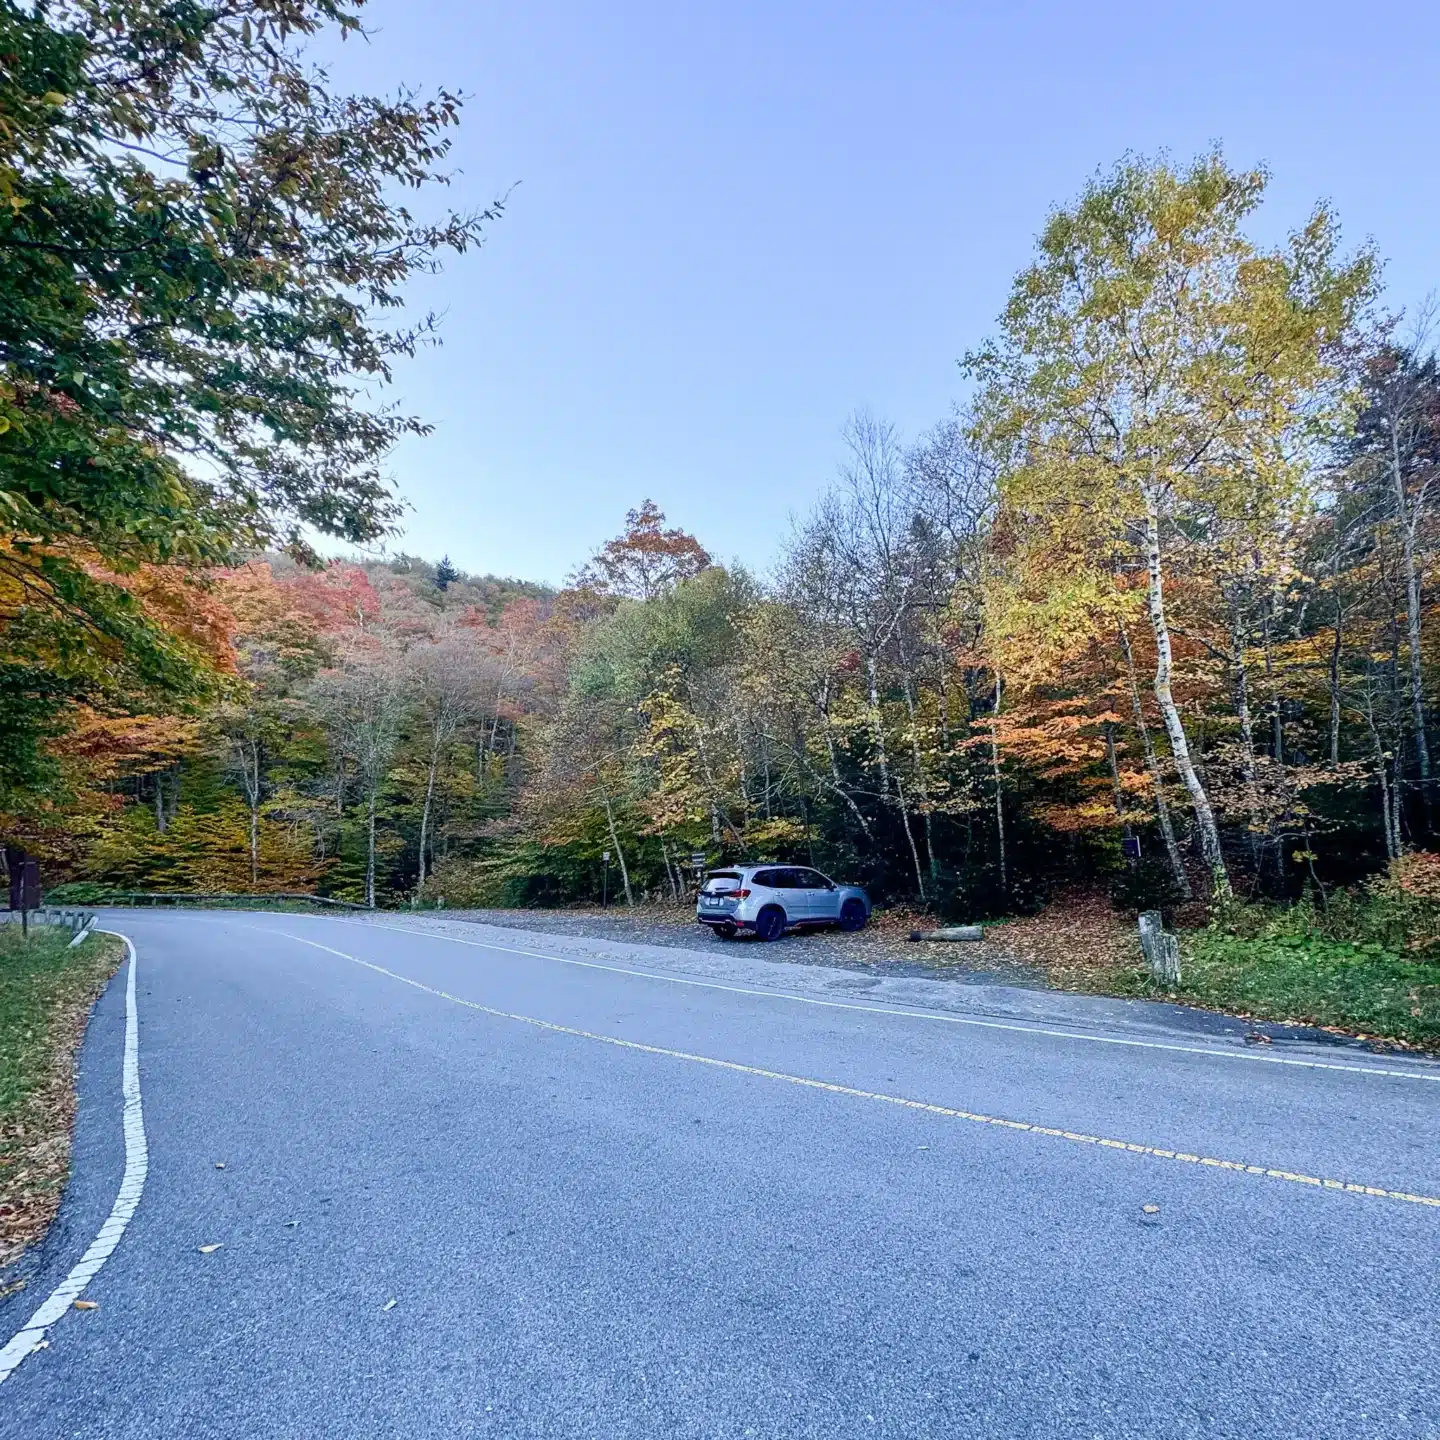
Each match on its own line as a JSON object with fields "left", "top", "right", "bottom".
{"left": 0, "top": 907, "right": 96, "bottom": 937}
{"left": 58, "top": 892, "right": 371, "bottom": 912}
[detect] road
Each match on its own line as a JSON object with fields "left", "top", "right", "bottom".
{"left": 2, "top": 909, "right": 1438, "bottom": 1439}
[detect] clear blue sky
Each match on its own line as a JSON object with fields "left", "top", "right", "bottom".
{"left": 321, "top": 0, "right": 1439, "bottom": 585}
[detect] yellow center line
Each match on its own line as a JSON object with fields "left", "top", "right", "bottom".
{"left": 270, "top": 929, "right": 1440, "bottom": 1212}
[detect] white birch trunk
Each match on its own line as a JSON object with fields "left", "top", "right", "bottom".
{"left": 1144, "top": 508, "right": 1230, "bottom": 897}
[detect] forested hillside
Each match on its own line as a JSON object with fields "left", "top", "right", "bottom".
{"left": 5, "top": 120, "right": 1440, "bottom": 927}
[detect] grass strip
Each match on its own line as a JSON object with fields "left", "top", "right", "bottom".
{"left": 0, "top": 926, "right": 125, "bottom": 1280}
{"left": 1104, "top": 931, "right": 1440, "bottom": 1051}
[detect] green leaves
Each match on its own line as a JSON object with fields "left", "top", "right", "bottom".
{"left": 0, "top": 0, "right": 497, "bottom": 808}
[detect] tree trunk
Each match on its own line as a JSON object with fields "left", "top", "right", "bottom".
{"left": 865, "top": 652, "right": 892, "bottom": 797}
{"left": 1394, "top": 427, "right": 1432, "bottom": 828}
{"left": 1144, "top": 508, "right": 1230, "bottom": 897}
{"left": 1328, "top": 612, "right": 1344, "bottom": 767}
{"left": 691, "top": 717, "right": 743, "bottom": 849}
{"left": 989, "top": 674, "right": 1007, "bottom": 899}
{"left": 1231, "top": 612, "right": 1258, "bottom": 788}
{"left": 660, "top": 838, "right": 680, "bottom": 903}
{"left": 232, "top": 740, "right": 261, "bottom": 887}
{"left": 600, "top": 791, "right": 634, "bottom": 906}
{"left": 1262, "top": 605, "right": 1283, "bottom": 766}
{"left": 417, "top": 742, "right": 440, "bottom": 899}
{"left": 735, "top": 718, "right": 748, "bottom": 817}
{"left": 365, "top": 786, "right": 377, "bottom": 909}
{"left": 1370, "top": 713, "right": 1399, "bottom": 861}
{"left": 895, "top": 774, "right": 926, "bottom": 903}
{"left": 1229, "top": 608, "right": 1263, "bottom": 871}
{"left": 1119, "top": 626, "right": 1192, "bottom": 899}
{"left": 813, "top": 680, "right": 873, "bottom": 840}
{"left": 898, "top": 660, "right": 939, "bottom": 882}
{"left": 1104, "top": 723, "right": 1133, "bottom": 841}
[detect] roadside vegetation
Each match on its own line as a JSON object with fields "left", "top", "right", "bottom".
{"left": 1041, "top": 856, "right": 1440, "bottom": 1049}
{"left": 0, "top": 927, "right": 124, "bottom": 1274}
{"left": 2, "top": 7, "right": 1439, "bottom": 1051}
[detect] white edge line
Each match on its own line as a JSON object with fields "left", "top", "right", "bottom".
{"left": 0, "top": 931, "right": 147, "bottom": 1385}
{"left": 301, "top": 914, "right": 1440, "bottom": 1084}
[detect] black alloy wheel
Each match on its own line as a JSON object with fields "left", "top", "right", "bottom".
{"left": 754, "top": 907, "right": 786, "bottom": 942}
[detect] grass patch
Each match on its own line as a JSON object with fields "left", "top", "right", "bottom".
{"left": 1106, "top": 930, "right": 1440, "bottom": 1051}
{"left": 0, "top": 924, "right": 124, "bottom": 1277}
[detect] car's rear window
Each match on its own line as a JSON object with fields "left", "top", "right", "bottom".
{"left": 702, "top": 872, "right": 743, "bottom": 893}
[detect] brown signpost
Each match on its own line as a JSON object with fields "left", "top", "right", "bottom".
{"left": 5, "top": 848, "right": 39, "bottom": 937}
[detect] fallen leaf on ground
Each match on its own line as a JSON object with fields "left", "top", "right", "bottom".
{"left": 214, "top": 1162, "right": 226, "bottom": 1169}
{"left": 72, "top": 1299, "right": 98, "bottom": 1310}
{"left": 1141, "top": 1205, "right": 1160, "bottom": 1215}
{"left": 381, "top": 1298, "right": 397, "bottom": 1312}
{"left": 198, "top": 1243, "right": 223, "bottom": 1254}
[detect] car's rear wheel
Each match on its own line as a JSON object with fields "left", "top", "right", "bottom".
{"left": 839, "top": 898, "right": 867, "bottom": 932}
{"left": 711, "top": 923, "right": 737, "bottom": 940}
{"left": 754, "top": 906, "right": 786, "bottom": 942}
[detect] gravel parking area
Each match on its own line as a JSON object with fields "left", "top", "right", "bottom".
{"left": 438, "top": 904, "right": 1051, "bottom": 988}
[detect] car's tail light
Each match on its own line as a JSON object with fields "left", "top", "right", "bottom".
{"left": 734, "top": 888, "right": 751, "bottom": 899}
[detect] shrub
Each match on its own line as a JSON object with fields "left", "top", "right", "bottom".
{"left": 41, "top": 882, "right": 126, "bottom": 905}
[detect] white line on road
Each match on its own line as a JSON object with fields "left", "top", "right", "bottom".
{"left": 267, "top": 928, "right": 1440, "bottom": 1210}
{"left": 0, "top": 932, "right": 148, "bottom": 1386}
{"left": 304, "top": 915, "right": 1440, "bottom": 1084}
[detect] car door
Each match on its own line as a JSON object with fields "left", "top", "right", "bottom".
{"left": 793, "top": 868, "right": 839, "bottom": 922}
{"left": 755, "top": 868, "right": 801, "bottom": 922}
{"left": 768, "top": 868, "right": 809, "bottom": 921}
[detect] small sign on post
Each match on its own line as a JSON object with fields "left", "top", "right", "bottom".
{"left": 11, "top": 857, "right": 40, "bottom": 939}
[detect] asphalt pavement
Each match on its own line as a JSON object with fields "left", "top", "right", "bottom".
{"left": 2, "top": 909, "right": 1438, "bottom": 1439}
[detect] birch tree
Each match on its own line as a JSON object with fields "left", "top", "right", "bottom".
{"left": 968, "top": 150, "right": 1375, "bottom": 897}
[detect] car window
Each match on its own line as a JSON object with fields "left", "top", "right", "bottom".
{"left": 795, "top": 869, "right": 831, "bottom": 889}
{"left": 752, "top": 869, "right": 783, "bottom": 888}
{"left": 702, "top": 871, "right": 742, "bottom": 894}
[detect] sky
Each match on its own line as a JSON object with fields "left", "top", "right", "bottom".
{"left": 317, "top": 0, "right": 1440, "bottom": 586}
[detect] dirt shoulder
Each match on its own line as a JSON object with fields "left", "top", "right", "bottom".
{"left": 0, "top": 925, "right": 125, "bottom": 1283}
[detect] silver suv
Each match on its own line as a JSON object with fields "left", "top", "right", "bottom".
{"left": 696, "top": 865, "right": 871, "bottom": 941}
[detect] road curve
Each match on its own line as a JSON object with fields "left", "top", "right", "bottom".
{"left": 2, "top": 909, "right": 1437, "bottom": 1439}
